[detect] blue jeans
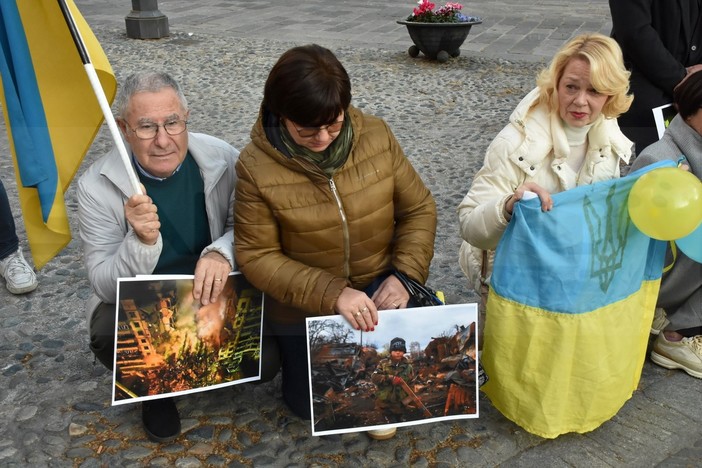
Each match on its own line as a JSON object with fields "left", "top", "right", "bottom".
{"left": 0, "top": 180, "right": 19, "bottom": 260}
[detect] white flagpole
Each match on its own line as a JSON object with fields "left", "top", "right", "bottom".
{"left": 56, "top": 0, "right": 142, "bottom": 195}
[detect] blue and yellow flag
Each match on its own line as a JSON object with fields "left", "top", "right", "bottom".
{"left": 0, "top": 0, "right": 116, "bottom": 269}
{"left": 481, "top": 160, "right": 674, "bottom": 439}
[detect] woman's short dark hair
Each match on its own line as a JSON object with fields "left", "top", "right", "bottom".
{"left": 264, "top": 44, "right": 351, "bottom": 127}
{"left": 674, "top": 71, "right": 702, "bottom": 120}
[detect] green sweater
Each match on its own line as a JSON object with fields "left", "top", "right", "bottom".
{"left": 140, "top": 153, "right": 211, "bottom": 274}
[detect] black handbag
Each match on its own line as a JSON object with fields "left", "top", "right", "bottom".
{"left": 393, "top": 270, "right": 444, "bottom": 307}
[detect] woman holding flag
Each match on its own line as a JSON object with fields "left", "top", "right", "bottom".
{"left": 457, "top": 33, "right": 638, "bottom": 438}
{"left": 458, "top": 33, "right": 633, "bottom": 298}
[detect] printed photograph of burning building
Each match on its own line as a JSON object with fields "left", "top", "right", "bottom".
{"left": 112, "top": 273, "right": 263, "bottom": 405}
{"left": 306, "top": 303, "right": 480, "bottom": 436}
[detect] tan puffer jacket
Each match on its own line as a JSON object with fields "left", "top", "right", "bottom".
{"left": 235, "top": 105, "right": 437, "bottom": 325}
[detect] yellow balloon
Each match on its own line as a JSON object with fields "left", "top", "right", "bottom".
{"left": 627, "top": 167, "right": 702, "bottom": 240}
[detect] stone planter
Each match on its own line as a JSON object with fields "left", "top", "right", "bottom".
{"left": 397, "top": 19, "right": 482, "bottom": 62}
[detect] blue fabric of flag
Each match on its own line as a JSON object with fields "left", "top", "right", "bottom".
{"left": 491, "top": 160, "right": 674, "bottom": 313}
{"left": 0, "top": 0, "right": 116, "bottom": 269}
{"left": 0, "top": 1, "right": 57, "bottom": 221}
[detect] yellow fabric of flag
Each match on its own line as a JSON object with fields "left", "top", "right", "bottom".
{"left": 0, "top": 0, "right": 116, "bottom": 269}
{"left": 483, "top": 280, "right": 660, "bottom": 438}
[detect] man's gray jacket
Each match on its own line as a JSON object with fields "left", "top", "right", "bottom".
{"left": 77, "top": 132, "right": 239, "bottom": 324}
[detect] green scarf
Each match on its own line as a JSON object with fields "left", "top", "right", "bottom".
{"left": 280, "top": 117, "right": 354, "bottom": 176}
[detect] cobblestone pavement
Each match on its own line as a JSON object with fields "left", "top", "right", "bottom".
{"left": 74, "top": 0, "right": 614, "bottom": 63}
{"left": 0, "top": 1, "right": 701, "bottom": 466}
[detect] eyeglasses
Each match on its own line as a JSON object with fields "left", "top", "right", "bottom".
{"left": 125, "top": 119, "right": 188, "bottom": 140}
{"left": 292, "top": 119, "right": 344, "bottom": 138}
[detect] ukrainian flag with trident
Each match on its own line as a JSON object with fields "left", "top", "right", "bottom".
{"left": 481, "top": 159, "right": 702, "bottom": 438}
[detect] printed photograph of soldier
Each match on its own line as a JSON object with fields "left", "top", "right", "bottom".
{"left": 306, "top": 304, "right": 479, "bottom": 436}
{"left": 372, "top": 337, "right": 428, "bottom": 423}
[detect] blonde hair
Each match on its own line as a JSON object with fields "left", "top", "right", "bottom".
{"left": 535, "top": 33, "right": 633, "bottom": 118}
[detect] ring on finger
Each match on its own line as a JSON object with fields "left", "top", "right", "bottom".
{"left": 214, "top": 278, "right": 222, "bottom": 282}
{"left": 392, "top": 302, "right": 398, "bottom": 309}
{"left": 354, "top": 311, "right": 362, "bottom": 317}
{"left": 361, "top": 307, "right": 368, "bottom": 313}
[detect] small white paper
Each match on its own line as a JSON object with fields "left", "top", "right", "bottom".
{"left": 652, "top": 103, "right": 677, "bottom": 140}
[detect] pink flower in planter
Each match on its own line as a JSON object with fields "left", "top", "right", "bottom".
{"left": 407, "top": 1, "right": 475, "bottom": 23}
{"left": 413, "top": 0, "right": 436, "bottom": 17}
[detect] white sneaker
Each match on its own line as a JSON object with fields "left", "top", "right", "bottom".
{"left": 650, "top": 307, "right": 670, "bottom": 335}
{"left": 0, "top": 248, "right": 38, "bottom": 294}
{"left": 650, "top": 334, "right": 702, "bottom": 379}
{"left": 367, "top": 427, "right": 397, "bottom": 440}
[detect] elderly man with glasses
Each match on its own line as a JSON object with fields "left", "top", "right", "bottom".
{"left": 76, "top": 71, "right": 239, "bottom": 443}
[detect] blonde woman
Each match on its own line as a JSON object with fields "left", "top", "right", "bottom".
{"left": 458, "top": 33, "right": 633, "bottom": 305}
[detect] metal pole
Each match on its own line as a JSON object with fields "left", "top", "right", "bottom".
{"left": 57, "top": 0, "right": 142, "bottom": 195}
{"left": 125, "top": 0, "right": 169, "bottom": 39}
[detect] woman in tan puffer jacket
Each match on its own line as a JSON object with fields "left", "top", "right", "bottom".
{"left": 234, "top": 44, "right": 436, "bottom": 421}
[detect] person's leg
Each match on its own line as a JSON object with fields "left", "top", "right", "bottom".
{"left": 651, "top": 329, "right": 702, "bottom": 379}
{"left": 0, "top": 180, "right": 19, "bottom": 259}
{"left": 662, "top": 291, "right": 702, "bottom": 334}
{"left": 141, "top": 397, "right": 180, "bottom": 443}
{"left": 651, "top": 266, "right": 702, "bottom": 378}
{"left": 90, "top": 302, "right": 180, "bottom": 441}
{"left": 89, "top": 302, "right": 118, "bottom": 370}
{"left": 0, "top": 180, "right": 37, "bottom": 294}
{"left": 259, "top": 320, "right": 282, "bottom": 382}
{"left": 616, "top": 86, "right": 662, "bottom": 159}
{"left": 619, "top": 125, "right": 658, "bottom": 158}
{"left": 368, "top": 395, "right": 398, "bottom": 440}
{"left": 245, "top": 326, "right": 281, "bottom": 383}
{"left": 657, "top": 252, "right": 702, "bottom": 335}
{"left": 268, "top": 321, "right": 311, "bottom": 420}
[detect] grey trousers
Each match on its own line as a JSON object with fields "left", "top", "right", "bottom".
{"left": 659, "top": 248, "right": 702, "bottom": 332}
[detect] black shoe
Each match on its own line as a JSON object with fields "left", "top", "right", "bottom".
{"left": 141, "top": 398, "right": 181, "bottom": 443}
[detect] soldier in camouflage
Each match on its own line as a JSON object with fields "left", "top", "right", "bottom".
{"left": 371, "top": 337, "right": 415, "bottom": 420}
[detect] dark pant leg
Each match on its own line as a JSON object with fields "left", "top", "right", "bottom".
{"left": 248, "top": 322, "right": 281, "bottom": 383}
{"left": 268, "top": 321, "right": 311, "bottom": 420}
{"left": 658, "top": 248, "right": 702, "bottom": 334}
{"left": 89, "top": 302, "right": 118, "bottom": 370}
{"left": 0, "top": 180, "right": 19, "bottom": 260}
